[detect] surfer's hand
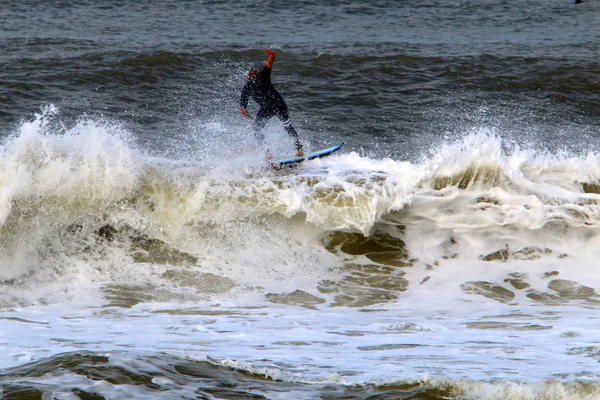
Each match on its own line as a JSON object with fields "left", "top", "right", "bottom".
{"left": 240, "top": 107, "right": 252, "bottom": 120}
{"left": 295, "top": 149, "right": 304, "bottom": 157}
{"left": 264, "top": 49, "right": 276, "bottom": 68}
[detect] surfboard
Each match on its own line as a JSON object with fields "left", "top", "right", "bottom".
{"left": 270, "top": 142, "right": 345, "bottom": 170}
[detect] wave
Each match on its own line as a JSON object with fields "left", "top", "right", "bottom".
{"left": 5, "top": 113, "right": 600, "bottom": 234}
{"left": 7, "top": 48, "right": 600, "bottom": 93}
{"left": 2, "top": 109, "right": 600, "bottom": 306}
{"left": 1, "top": 351, "right": 598, "bottom": 400}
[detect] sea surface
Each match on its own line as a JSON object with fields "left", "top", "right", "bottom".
{"left": 1, "top": 1, "right": 600, "bottom": 399}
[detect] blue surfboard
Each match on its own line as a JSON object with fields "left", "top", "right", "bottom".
{"left": 270, "top": 142, "right": 345, "bottom": 169}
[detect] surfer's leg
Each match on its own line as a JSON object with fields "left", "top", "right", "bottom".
{"left": 254, "top": 108, "right": 273, "bottom": 158}
{"left": 277, "top": 109, "right": 302, "bottom": 152}
{"left": 252, "top": 109, "right": 269, "bottom": 145}
{"left": 252, "top": 120, "right": 266, "bottom": 144}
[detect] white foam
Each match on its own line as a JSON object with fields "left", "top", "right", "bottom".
{"left": 2, "top": 113, "right": 600, "bottom": 394}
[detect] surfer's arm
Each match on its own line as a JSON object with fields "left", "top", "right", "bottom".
{"left": 264, "top": 49, "right": 276, "bottom": 69}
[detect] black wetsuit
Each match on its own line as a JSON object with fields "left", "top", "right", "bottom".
{"left": 240, "top": 66, "right": 302, "bottom": 150}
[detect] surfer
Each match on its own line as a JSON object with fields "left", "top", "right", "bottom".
{"left": 240, "top": 49, "right": 304, "bottom": 158}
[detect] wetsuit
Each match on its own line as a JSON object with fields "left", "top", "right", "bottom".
{"left": 240, "top": 66, "right": 302, "bottom": 151}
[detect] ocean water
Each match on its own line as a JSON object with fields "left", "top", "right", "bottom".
{"left": 1, "top": 1, "right": 600, "bottom": 399}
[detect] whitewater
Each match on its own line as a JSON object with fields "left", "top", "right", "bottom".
{"left": 1, "top": 107, "right": 600, "bottom": 399}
